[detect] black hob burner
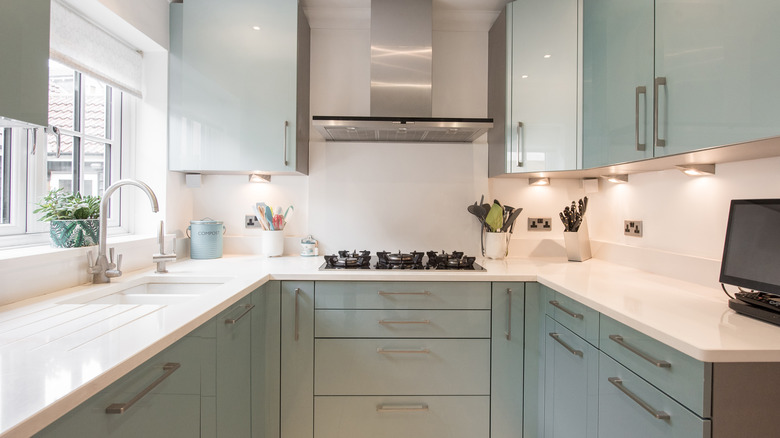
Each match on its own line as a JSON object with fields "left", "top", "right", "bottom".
{"left": 376, "top": 251, "right": 426, "bottom": 270}
{"left": 322, "top": 250, "right": 372, "bottom": 269}
{"left": 426, "top": 250, "right": 478, "bottom": 270}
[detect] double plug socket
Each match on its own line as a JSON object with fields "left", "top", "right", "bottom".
{"left": 624, "top": 220, "right": 643, "bottom": 237}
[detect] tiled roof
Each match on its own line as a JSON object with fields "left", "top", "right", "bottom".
{"left": 47, "top": 81, "right": 113, "bottom": 156}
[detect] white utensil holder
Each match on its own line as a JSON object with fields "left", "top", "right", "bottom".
{"left": 263, "top": 230, "right": 284, "bottom": 257}
{"left": 484, "top": 231, "right": 510, "bottom": 260}
{"left": 563, "top": 224, "right": 592, "bottom": 262}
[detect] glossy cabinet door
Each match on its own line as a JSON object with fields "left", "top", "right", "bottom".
{"left": 0, "top": 0, "right": 49, "bottom": 127}
{"left": 491, "top": 282, "right": 525, "bottom": 438}
{"left": 509, "top": 0, "right": 578, "bottom": 172}
{"left": 654, "top": 0, "right": 780, "bottom": 156}
{"left": 252, "top": 281, "right": 281, "bottom": 438}
{"left": 34, "top": 336, "right": 203, "bottom": 438}
{"left": 488, "top": 0, "right": 578, "bottom": 175}
{"left": 216, "top": 296, "right": 254, "bottom": 437}
{"left": 281, "top": 281, "right": 314, "bottom": 438}
{"left": 544, "top": 317, "right": 598, "bottom": 438}
{"left": 169, "top": 0, "right": 309, "bottom": 174}
{"left": 582, "top": 0, "right": 654, "bottom": 167}
{"left": 598, "top": 353, "right": 711, "bottom": 438}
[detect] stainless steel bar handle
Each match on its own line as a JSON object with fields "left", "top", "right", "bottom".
{"left": 608, "top": 377, "right": 670, "bottom": 420}
{"left": 225, "top": 303, "right": 254, "bottom": 324}
{"left": 635, "top": 86, "right": 647, "bottom": 151}
{"left": 378, "top": 290, "right": 431, "bottom": 296}
{"left": 376, "top": 404, "right": 429, "bottom": 413}
{"left": 609, "top": 335, "right": 671, "bottom": 368}
{"left": 653, "top": 77, "right": 667, "bottom": 147}
{"left": 105, "top": 363, "right": 181, "bottom": 414}
{"left": 378, "top": 319, "right": 431, "bottom": 325}
{"left": 549, "top": 332, "right": 584, "bottom": 357}
{"left": 516, "top": 122, "right": 524, "bottom": 167}
{"left": 377, "top": 347, "right": 431, "bottom": 354}
{"left": 283, "top": 120, "right": 289, "bottom": 166}
{"left": 549, "top": 300, "right": 584, "bottom": 320}
{"left": 294, "top": 287, "right": 301, "bottom": 341}
{"left": 505, "top": 288, "right": 512, "bottom": 340}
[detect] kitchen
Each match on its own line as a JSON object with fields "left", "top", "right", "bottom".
{"left": 1, "top": 0, "right": 780, "bottom": 437}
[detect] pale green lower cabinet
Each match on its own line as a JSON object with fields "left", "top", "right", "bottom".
{"left": 252, "top": 281, "right": 281, "bottom": 438}
{"left": 544, "top": 317, "right": 599, "bottom": 438}
{"left": 34, "top": 334, "right": 204, "bottom": 438}
{"left": 491, "top": 282, "right": 526, "bottom": 438}
{"left": 598, "top": 353, "right": 711, "bottom": 438}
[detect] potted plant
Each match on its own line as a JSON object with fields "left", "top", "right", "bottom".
{"left": 34, "top": 188, "right": 101, "bottom": 248}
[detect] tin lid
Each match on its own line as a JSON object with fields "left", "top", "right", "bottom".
{"left": 301, "top": 234, "right": 317, "bottom": 244}
{"left": 190, "top": 217, "right": 222, "bottom": 225}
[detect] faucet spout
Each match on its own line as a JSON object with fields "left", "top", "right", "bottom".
{"left": 91, "top": 179, "right": 159, "bottom": 283}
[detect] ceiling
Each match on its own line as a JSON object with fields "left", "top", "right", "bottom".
{"left": 300, "top": 0, "right": 511, "bottom": 31}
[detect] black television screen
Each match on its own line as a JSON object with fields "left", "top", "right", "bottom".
{"left": 719, "top": 199, "right": 780, "bottom": 296}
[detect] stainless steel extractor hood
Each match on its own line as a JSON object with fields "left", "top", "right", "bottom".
{"left": 312, "top": 0, "right": 493, "bottom": 143}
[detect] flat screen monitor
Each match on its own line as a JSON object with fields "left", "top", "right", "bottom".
{"left": 720, "top": 199, "right": 780, "bottom": 296}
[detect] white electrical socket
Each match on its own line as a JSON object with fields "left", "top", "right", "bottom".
{"left": 245, "top": 215, "right": 262, "bottom": 229}
{"left": 528, "top": 217, "right": 552, "bottom": 231}
{"left": 624, "top": 220, "right": 643, "bottom": 237}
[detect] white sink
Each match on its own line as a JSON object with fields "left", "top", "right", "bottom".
{"left": 59, "top": 277, "right": 231, "bottom": 306}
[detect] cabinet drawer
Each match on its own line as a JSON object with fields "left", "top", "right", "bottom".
{"left": 543, "top": 285, "right": 599, "bottom": 345}
{"left": 315, "top": 309, "right": 490, "bottom": 338}
{"left": 314, "top": 395, "right": 489, "bottom": 438}
{"left": 315, "top": 281, "right": 490, "bottom": 310}
{"left": 599, "top": 315, "right": 711, "bottom": 417}
{"left": 598, "top": 353, "right": 711, "bottom": 438}
{"left": 314, "top": 339, "right": 490, "bottom": 395}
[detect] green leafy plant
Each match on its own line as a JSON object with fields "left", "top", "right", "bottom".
{"left": 33, "top": 188, "right": 101, "bottom": 222}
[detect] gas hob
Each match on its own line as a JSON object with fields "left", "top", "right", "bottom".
{"left": 320, "top": 250, "right": 486, "bottom": 271}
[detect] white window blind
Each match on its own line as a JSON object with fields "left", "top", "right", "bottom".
{"left": 49, "top": 0, "right": 143, "bottom": 98}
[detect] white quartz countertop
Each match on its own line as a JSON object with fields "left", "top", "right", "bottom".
{"left": 2, "top": 254, "right": 780, "bottom": 437}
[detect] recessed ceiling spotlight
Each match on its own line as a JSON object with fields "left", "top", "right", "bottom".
{"left": 675, "top": 164, "right": 716, "bottom": 176}
{"left": 252, "top": 26, "right": 261, "bottom": 31}
{"left": 543, "top": 54, "right": 552, "bottom": 58}
{"left": 521, "top": 75, "right": 529, "bottom": 79}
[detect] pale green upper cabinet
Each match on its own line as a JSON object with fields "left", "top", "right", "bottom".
{"left": 488, "top": 0, "right": 579, "bottom": 176}
{"left": 582, "top": 0, "right": 654, "bottom": 168}
{"left": 583, "top": 0, "right": 780, "bottom": 167}
{"left": 654, "top": 0, "right": 780, "bottom": 156}
{"left": 169, "top": 0, "right": 310, "bottom": 174}
{"left": 0, "top": 0, "right": 49, "bottom": 127}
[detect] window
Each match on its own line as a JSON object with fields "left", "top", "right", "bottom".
{"left": 0, "top": 61, "right": 126, "bottom": 242}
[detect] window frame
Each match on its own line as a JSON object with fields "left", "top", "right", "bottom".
{"left": 0, "top": 66, "right": 129, "bottom": 247}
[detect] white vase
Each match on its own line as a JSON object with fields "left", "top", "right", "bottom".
{"left": 485, "top": 232, "right": 510, "bottom": 259}
{"left": 262, "top": 230, "right": 284, "bottom": 257}
{"left": 563, "top": 224, "right": 592, "bottom": 262}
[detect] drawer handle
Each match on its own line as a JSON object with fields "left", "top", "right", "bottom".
{"left": 549, "top": 300, "right": 584, "bottom": 319}
{"left": 378, "top": 290, "right": 431, "bottom": 296}
{"left": 379, "top": 319, "right": 431, "bottom": 325}
{"left": 377, "top": 347, "right": 431, "bottom": 354}
{"left": 105, "top": 363, "right": 181, "bottom": 414}
{"left": 224, "top": 303, "right": 254, "bottom": 324}
{"left": 549, "top": 332, "right": 583, "bottom": 357}
{"left": 608, "top": 377, "right": 670, "bottom": 420}
{"left": 609, "top": 335, "right": 671, "bottom": 368}
{"left": 506, "top": 288, "right": 513, "bottom": 340}
{"left": 377, "top": 403, "right": 429, "bottom": 413}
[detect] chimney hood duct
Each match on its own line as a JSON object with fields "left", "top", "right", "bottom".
{"left": 312, "top": 0, "right": 493, "bottom": 143}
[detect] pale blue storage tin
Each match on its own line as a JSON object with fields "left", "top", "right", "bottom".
{"left": 187, "top": 218, "right": 225, "bottom": 259}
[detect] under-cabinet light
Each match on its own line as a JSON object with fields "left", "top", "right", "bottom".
{"left": 529, "top": 177, "right": 550, "bottom": 186}
{"left": 675, "top": 164, "right": 715, "bottom": 176}
{"left": 603, "top": 174, "right": 628, "bottom": 184}
{"left": 249, "top": 174, "right": 271, "bottom": 183}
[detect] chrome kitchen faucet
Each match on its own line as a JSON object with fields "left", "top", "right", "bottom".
{"left": 87, "top": 179, "right": 159, "bottom": 283}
